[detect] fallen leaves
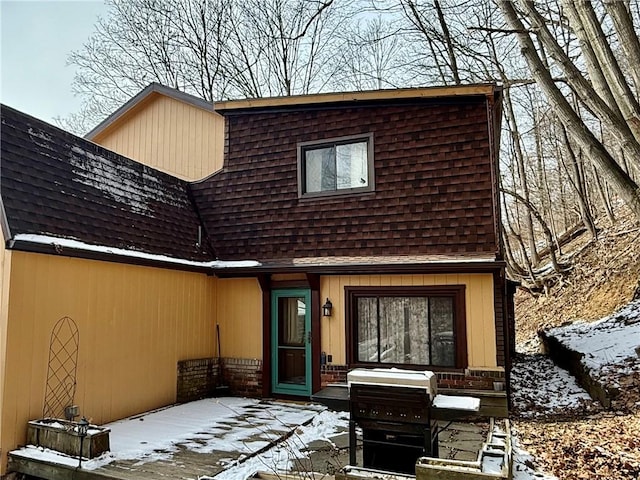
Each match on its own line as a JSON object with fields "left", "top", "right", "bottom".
{"left": 512, "top": 414, "right": 640, "bottom": 480}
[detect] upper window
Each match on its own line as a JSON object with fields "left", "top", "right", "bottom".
{"left": 298, "top": 134, "right": 374, "bottom": 198}
{"left": 346, "top": 286, "right": 467, "bottom": 369}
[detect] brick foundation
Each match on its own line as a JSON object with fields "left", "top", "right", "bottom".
{"left": 178, "top": 359, "right": 505, "bottom": 401}
{"left": 321, "top": 364, "right": 348, "bottom": 387}
{"left": 176, "top": 357, "right": 220, "bottom": 403}
{"left": 437, "top": 368, "right": 506, "bottom": 391}
{"left": 321, "top": 365, "right": 506, "bottom": 392}
{"left": 221, "top": 358, "right": 263, "bottom": 397}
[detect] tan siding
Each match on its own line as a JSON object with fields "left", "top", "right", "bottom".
{"left": 93, "top": 94, "right": 224, "bottom": 181}
{"left": 320, "top": 273, "right": 497, "bottom": 368}
{"left": 0, "top": 236, "right": 12, "bottom": 474}
{"left": 0, "top": 252, "right": 216, "bottom": 473}
{"left": 214, "top": 278, "right": 262, "bottom": 359}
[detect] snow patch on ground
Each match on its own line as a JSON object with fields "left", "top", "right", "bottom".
{"left": 546, "top": 299, "right": 640, "bottom": 373}
{"left": 511, "top": 354, "right": 599, "bottom": 418}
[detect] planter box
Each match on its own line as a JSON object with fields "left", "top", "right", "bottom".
{"left": 27, "top": 419, "right": 110, "bottom": 459}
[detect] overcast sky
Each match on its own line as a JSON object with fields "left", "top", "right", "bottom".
{"left": 1, "top": 0, "right": 108, "bottom": 125}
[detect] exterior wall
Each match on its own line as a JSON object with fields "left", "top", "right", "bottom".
{"left": 192, "top": 97, "right": 498, "bottom": 260}
{"left": 0, "top": 236, "right": 12, "bottom": 475}
{"left": 214, "top": 278, "right": 263, "bottom": 360}
{"left": 319, "top": 273, "right": 497, "bottom": 368}
{"left": 92, "top": 94, "right": 224, "bottom": 181}
{"left": 0, "top": 252, "right": 216, "bottom": 474}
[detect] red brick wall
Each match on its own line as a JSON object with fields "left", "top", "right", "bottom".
{"left": 321, "top": 364, "right": 505, "bottom": 391}
{"left": 437, "top": 369, "right": 506, "bottom": 390}
{"left": 321, "top": 364, "right": 349, "bottom": 387}
{"left": 221, "top": 358, "right": 263, "bottom": 397}
{"left": 177, "top": 357, "right": 220, "bottom": 403}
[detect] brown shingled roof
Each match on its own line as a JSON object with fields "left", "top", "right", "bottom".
{"left": 1, "top": 104, "right": 213, "bottom": 265}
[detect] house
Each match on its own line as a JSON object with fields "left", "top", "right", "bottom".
{"left": 0, "top": 84, "right": 514, "bottom": 476}
{"left": 85, "top": 82, "right": 225, "bottom": 180}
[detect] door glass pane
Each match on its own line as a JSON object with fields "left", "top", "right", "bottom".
{"left": 278, "top": 349, "right": 306, "bottom": 385}
{"left": 278, "top": 297, "right": 305, "bottom": 346}
{"left": 378, "top": 297, "right": 429, "bottom": 364}
{"left": 430, "top": 297, "right": 455, "bottom": 367}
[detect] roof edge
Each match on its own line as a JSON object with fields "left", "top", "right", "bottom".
{"left": 214, "top": 84, "right": 501, "bottom": 113}
{"left": 85, "top": 83, "right": 213, "bottom": 140}
{"left": 8, "top": 239, "right": 214, "bottom": 274}
{"left": 0, "top": 196, "right": 11, "bottom": 241}
{"left": 214, "top": 259, "right": 507, "bottom": 278}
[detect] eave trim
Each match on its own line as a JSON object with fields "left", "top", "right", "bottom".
{"left": 8, "top": 239, "right": 214, "bottom": 274}
{"left": 215, "top": 84, "right": 500, "bottom": 113}
{"left": 213, "top": 260, "right": 507, "bottom": 278}
{"left": 0, "top": 197, "right": 11, "bottom": 242}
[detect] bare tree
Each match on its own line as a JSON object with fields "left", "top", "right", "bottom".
{"left": 497, "top": 0, "right": 640, "bottom": 222}
{"left": 222, "top": 0, "right": 347, "bottom": 97}
{"left": 62, "top": 0, "right": 345, "bottom": 133}
{"left": 330, "top": 15, "right": 410, "bottom": 91}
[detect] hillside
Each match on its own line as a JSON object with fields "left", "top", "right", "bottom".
{"left": 515, "top": 206, "right": 640, "bottom": 345}
{"left": 511, "top": 207, "right": 640, "bottom": 480}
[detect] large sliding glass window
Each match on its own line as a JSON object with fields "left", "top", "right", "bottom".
{"left": 347, "top": 286, "right": 467, "bottom": 369}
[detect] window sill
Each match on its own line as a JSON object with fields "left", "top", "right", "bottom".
{"left": 298, "top": 189, "right": 375, "bottom": 203}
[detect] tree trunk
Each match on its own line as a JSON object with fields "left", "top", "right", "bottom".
{"left": 560, "top": 123, "right": 598, "bottom": 239}
{"left": 571, "top": 0, "right": 640, "bottom": 143}
{"left": 519, "top": 0, "right": 640, "bottom": 178}
{"left": 433, "top": 0, "right": 461, "bottom": 84}
{"left": 498, "top": 0, "right": 640, "bottom": 223}
{"left": 603, "top": 0, "right": 640, "bottom": 102}
{"left": 504, "top": 87, "right": 540, "bottom": 264}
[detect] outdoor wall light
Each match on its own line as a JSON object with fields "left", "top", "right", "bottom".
{"left": 77, "top": 416, "right": 89, "bottom": 468}
{"left": 322, "top": 298, "right": 333, "bottom": 317}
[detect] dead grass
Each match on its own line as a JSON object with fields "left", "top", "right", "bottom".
{"left": 515, "top": 207, "right": 640, "bottom": 345}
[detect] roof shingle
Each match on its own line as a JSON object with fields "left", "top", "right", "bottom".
{"left": 1, "top": 104, "right": 213, "bottom": 263}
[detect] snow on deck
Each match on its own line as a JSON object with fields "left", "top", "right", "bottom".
{"left": 432, "top": 394, "right": 480, "bottom": 411}
{"left": 10, "top": 398, "right": 559, "bottom": 479}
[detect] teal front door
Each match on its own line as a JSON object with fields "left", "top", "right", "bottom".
{"left": 271, "top": 289, "right": 312, "bottom": 396}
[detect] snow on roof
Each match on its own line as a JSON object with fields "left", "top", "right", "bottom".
{"left": 69, "top": 145, "right": 184, "bottom": 217}
{"left": 13, "top": 234, "right": 260, "bottom": 269}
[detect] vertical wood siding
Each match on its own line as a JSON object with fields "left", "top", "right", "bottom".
{"left": 319, "top": 273, "right": 496, "bottom": 368}
{"left": 0, "top": 252, "right": 216, "bottom": 473}
{"left": 214, "top": 278, "right": 262, "bottom": 359}
{"left": 93, "top": 94, "right": 224, "bottom": 181}
{"left": 0, "top": 237, "right": 12, "bottom": 474}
